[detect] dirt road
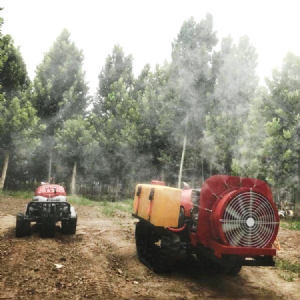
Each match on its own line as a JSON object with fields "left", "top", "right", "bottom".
{"left": 1, "top": 196, "right": 300, "bottom": 299}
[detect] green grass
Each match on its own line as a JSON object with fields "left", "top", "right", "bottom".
{"left": 102, "top": 205, "right": 115, "bottom": 217}
{"left": 280, "top": 219, "right": 300, "bottom": 230}
{"left": 275, "top": 258, "right": 300, "bottom": 282}
{"left": 68, "top": 196, "right": 133, "bottom": 217}
{"left": 68, "top": 195, "right": 102, "bottom": 206}
{"left": 276, "top": 258, "right": 300, "bottom": 273}
{"left": 0, "top": 190, "right": 33, "bottom": 199}
{"left": 101, "top": 199, "right": 133, "bottom": 216}
{"left": 278, "top": 272, "right": 296, "bottom": 282}
{"left": 0, "top": 191, "right": 133, "bottom": 217}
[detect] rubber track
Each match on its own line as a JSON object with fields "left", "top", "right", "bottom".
{"left": 153, "top": 234, "right": 180, "bottom": 273}
{"left": 135, "top": 221, "right": 180, "bottom": 273}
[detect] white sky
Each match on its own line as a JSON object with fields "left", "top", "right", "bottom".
{"left": 1, "top": 0, "right": 300, "bottom": 95}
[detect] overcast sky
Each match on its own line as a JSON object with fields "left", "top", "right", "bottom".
{"left": 1, "top": 0, "right": 300, "bottom": 95}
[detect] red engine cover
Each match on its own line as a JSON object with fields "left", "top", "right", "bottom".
{"left": 197, "top": 175, "right": 279, "bottom": 250}
{"left": 181, "top": 189, "right": 194, "bottom": 217}
{"left": 35, "top": 184, "right": 66, "bottom": 198}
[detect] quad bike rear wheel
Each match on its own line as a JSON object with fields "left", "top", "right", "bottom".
{"left": 15, "top": 213, "right": 31, "bottom": 237}
{"left": 40, "top": 217, "right": 56, "bottom": 238}
{"left": 135, "top": 221, "right": 180, "bottom": 273}
{"left": 62, "top": 218, "right": 77, "bottom": 234}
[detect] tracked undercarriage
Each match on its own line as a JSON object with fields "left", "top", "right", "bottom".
{"left": 135, "top": 220, "right": 180, "bottom": 273}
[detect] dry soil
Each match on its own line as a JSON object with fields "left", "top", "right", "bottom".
{"left": 0, "top": 195, "right": 300, "bottom": 299}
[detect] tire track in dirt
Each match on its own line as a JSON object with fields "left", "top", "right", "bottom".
{"left": 76, "top": 220, "right": 119, "bottom": 299}
{"left": 78, "top": 208, "right": 300, "bottom": 300}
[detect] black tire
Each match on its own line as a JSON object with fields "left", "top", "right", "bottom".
{"left": 61, "top": 218, "right": 77, "bottom": 234}
{"left": 196, "top": 253, "right": 242, "bottom": 275}
{"left": 69, "top": 218, "right": 77, "bottom": 234}
{"left": 135, "top": 221, "right": 180, "bottom": 273}
{"left": 196, "top": 253, "right": 222, "bottom": 272}
{"left": 16, "top": 213, "right": 30, "bottom": 238}
{"left": 61, "top": 220, "right": 69, "bottom": 234}
{"left": 224, "top": 263, "right": 243, "bottom": 275}
{"left": 223, "top": 255, "right": 243, "bottom": 275}
{"left": 40, "top": 218, "right": 56, "bottom": 238}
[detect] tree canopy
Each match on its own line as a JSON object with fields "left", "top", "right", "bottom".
{"left": 2, "top": 12, "right": 300, "bottom": 201}
{"left": 0, "top": 33, "right": 39, "bottom": 189}
{"left": 30, "top": 28, "right": 90, "bottom": 183}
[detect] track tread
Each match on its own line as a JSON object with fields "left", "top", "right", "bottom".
{"left": 135, "top": 221, "right": 180, "bottom": 273}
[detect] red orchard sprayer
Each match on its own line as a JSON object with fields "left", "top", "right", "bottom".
{"left": 132, "top": 175, "right": 279, "bottom": 275}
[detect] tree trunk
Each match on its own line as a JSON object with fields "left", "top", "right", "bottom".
{"left": 0, "top": 152, "right": 9, "bottom": 190}
{"left": 178, "top": 133, "right": 187, "bottom": 188}
{"left": 70, "top": 161, "right": 77, "bottom": 195}
{"left": 201, "top": 158, "right": 204, "bottom": 185}
{"left": 115, "top": 177, "right": 119, "bottom": 201}
{"left": 160, "top": 169, "right": 165, "bottom": 182}
{"left": 48, "top": 149, "right": 52, "bottom": 183}
{"left": 224, "top": 151, "right": 232, "bottom": 174}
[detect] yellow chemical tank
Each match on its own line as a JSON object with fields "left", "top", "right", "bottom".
{"left": 132, "top": 183, "right": 181, "bottom": 228}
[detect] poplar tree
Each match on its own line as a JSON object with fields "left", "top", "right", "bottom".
{"left": 158, "top": 14, "right": 218, "bottom": 184}
{"left": 32, "top": 29, "right": 90, "bottom": 182}
{"left": 134, "top": 63, "right": 174, "bottom": 181}
{"left": 203, "top": 36, "right": 259, "bottom": 174}
{"left": 0, "top": 33, "right": 38, "bottom": 189}
{"left": 92, "top": 45, "right": 137, "bottom": 192}
{"left": 55, "top": 116, "right": 99, "bottom": 195}
{"left": 261, "top": 53, "right": 300, "bottom": 188}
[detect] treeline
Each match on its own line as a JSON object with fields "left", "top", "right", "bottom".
{"left": 1, "top": 11, "right": 300, "bottom": 200}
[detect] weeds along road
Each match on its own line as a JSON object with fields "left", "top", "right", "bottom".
{"left": 0, "top": 195, "right": 300, "bottom": 299}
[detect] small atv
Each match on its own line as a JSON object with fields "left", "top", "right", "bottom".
{"left": 16, "top": 184, "right": 77, "bottom": 238}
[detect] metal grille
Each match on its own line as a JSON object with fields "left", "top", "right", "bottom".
{"left": 220, "top": 190, "right": 278, "bottom": 247}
